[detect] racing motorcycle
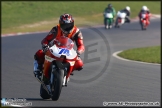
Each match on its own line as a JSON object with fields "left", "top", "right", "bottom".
{"left": 104, "top": 12, "right": 114, "bottom": 29}
{"left": 36, "top": 36, "right": 78, "bottom": 101}
{"left": 115, "top": 11, "right": 126, "bottom": 28}
{"left": 140, "top": 13, "right": 149, "bottom": 30}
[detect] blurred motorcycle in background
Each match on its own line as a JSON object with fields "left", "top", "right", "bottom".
{"left": 115, "top": 11, "right": 127, "bottom": 28}
{"left": 104, "top": 11, "right": 114, "bottom": 29}
{"left": 139, "top": 12, "right": 150, "bottom": 30}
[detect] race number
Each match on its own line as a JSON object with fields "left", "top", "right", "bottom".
{"left": 58, "top": 48, "right": 70, "bottom": 56}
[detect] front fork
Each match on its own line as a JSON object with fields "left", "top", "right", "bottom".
{"left": 51, "top": 61, "right": 70, "bottom": 87}
{"left": 39, "top": 60, "right": 71, "bottom": 94}
{"left": 50, "top": 65, "right": 56, "bottom": 94}
{"left": 39, "top": 64, "right": 58, "bottom": 96}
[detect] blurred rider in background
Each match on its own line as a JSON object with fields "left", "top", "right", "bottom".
{"left": 115, "top": 6, "right": 131, "bottom": 27}
{"left": 138, "top": 6, "right": 151, "bottom": 27}
{"left": 103, "top": 3, "right": 116, "bottom": 24}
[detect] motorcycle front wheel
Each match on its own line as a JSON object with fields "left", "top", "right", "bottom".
{"left": 141, "top": 22, "right": 146, "bottom": 30}
{"left": 51, "top": 69, "right": 64, "bottom": 101}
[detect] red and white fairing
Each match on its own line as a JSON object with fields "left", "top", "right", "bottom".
{"left": 43, "top": 36, "right": 78, "bottom": 83}
{"left": 117, "top": 11, "right": 126, "bottom": 25}
{"left": 140, "top": 12, "right": 149, "bottom": 27}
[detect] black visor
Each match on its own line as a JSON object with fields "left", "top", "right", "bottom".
{"left": 60, "top": 22, "right": 74, "bottom": 33}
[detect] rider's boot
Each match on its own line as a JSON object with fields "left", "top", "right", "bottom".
{"left": 70, "top": 66, "right": 83, "bottom": 76}
{"left": 33, "top": 60, "right": 43, "bottom": 81}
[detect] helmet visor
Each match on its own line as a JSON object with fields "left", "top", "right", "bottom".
{"left": 60, "top": 22, "right": 74, "bottom": 34}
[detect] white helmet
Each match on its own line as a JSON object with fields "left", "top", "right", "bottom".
{"left": 142, "top": 6, "right": 148, "bottom": 11}
{"left": 126, "top": 6, "right": 130, "bottom": 11}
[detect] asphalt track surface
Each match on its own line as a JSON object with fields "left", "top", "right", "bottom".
{"left": 2, "top": 18, "right": 161, "bottom": 107}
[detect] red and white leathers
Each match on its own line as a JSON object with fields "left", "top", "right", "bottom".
{"left": 34, "top": 24, "right": 85, "bottom": 73}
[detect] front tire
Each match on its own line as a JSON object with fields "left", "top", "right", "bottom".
{"left": 51, "top": 69, "right": 64, "bottom": 101}
{"left": 141, "top": 20, "right": 147, "bottom": 30}
{"left": 40, "top": 84, "right": 51, "bottom": 99}
{"left": 141, "top": 22, "right": 145, "bottom": 30}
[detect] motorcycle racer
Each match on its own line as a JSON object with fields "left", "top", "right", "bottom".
{"left": 33, "top": 13, "right": 85, "bottom": 81}
{"left": 103, "top": 3, "right": 116, "bottom": 24}
{"left": 115, "top": 6, "right": 131, "bottom": 27}
{"left": 138, "top": 6, "right": 151, "bottom": 27}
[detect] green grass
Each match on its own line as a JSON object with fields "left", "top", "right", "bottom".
{"left": 118, "top": 46, "right": 161, "bottom": 64}
{"left": 1, "top": 1, "right": 161, "bottom": 34}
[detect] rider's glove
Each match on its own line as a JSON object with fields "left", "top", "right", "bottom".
{"left": 42, "top": 44, "right": 49, "bottom": 52}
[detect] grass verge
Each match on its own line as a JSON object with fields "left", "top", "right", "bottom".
{"left": 2, "top": 1, "right": 161, "bottom": 34}
{"left": 117, "top": 46, "right": 161, "bottom": 64}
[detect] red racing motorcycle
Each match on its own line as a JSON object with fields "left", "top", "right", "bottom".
{"left": 140, "top": 13, "right": 150, "bottom": 30}
{"left": 37, "top": 36, "right": 78, "bottom": 101}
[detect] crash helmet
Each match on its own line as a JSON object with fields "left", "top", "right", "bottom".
{"left": 59, "top": 13, "right": 74, "bottom": 34}
{"left": 142, "top": 6, "right": 148, "bottom": 11}
{"left": 125, "top": 6, "right": 130, "bottom": 12}
{"left": 108, "top": 4, "right": 112, "bottom": 8}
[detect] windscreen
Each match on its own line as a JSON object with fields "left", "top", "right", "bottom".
{"left": 55, "top": 36, "right": 74, "bottom": 50}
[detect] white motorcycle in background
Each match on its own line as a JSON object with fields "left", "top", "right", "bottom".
{"left": 115, "top": 11, "right": 127, "bottom": 28}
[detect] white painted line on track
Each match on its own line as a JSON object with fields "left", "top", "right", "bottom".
{"left": 112, "top": 51, "right": 161, "bottom": 65}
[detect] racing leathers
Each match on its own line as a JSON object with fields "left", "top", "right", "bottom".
{"left": 104, "top": 7, "right": 116, "bottom": 24}
{"left": 33, "top": 24, "right": 85, "bottom": 80}
{"left": 138, "top": 9, "right": 150, "bottom": 17}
